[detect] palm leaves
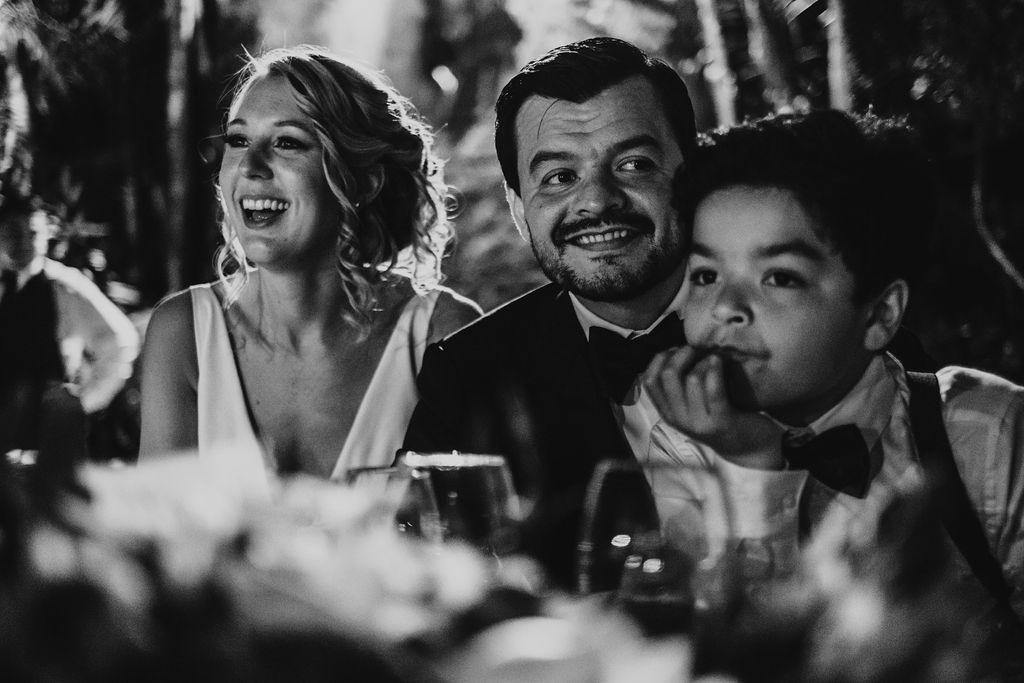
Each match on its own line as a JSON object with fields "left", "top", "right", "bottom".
{"left": 1, "top": 0, "right": 126, "bottom": 197}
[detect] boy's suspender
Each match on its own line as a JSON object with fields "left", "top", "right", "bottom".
{"left": 904, "top": 371, "right": 1017, "bottom": 620}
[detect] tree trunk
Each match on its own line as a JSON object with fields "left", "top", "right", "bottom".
{"left": 695, "top": 0, "right": 738, "bottom": 127}
{"left": 165, "top": 0, "right": 195, "bottom": 294}
{"left": 0, "top": 60, "right": 33, "bottom": 196}
{"left": 824, "top": 0, "right": 852, "bottom": 110}
{"left": 972, "top": 127, "right": 1024, "bottom": 293}
{"left": 743, "top": 0, "right": 794, "bottom": 111}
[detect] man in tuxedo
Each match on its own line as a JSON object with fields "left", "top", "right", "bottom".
{"left": 403, "top": 37, "right": 696, "bottom": 588}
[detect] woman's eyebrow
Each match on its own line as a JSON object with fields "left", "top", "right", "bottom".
{"left": 224, "top": 117, "right": 316, "bottom": 135}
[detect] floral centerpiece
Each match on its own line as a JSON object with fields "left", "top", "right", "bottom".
{"left": 2, "top": 450, "right": 1015, "bottom": 681}
{"left": 0, "top": 455, "right": 692, "bottom": 682}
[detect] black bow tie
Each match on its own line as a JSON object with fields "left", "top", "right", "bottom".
{"left": 588, "top": 315, "right": 685, "bottom": 403}
{"left": 783, "top": 423, "right": 872, "bottom": 498}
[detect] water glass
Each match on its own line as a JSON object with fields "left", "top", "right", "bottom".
{"left": 398, "top": 452, "right": 523, "bottom": 557}
{"left": 344, "top": 465, "right": 443, "bottom": 543}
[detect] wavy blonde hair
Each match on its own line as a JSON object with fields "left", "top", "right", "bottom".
{"left": 215, "top": 45, "right": 454, "bottom": 328}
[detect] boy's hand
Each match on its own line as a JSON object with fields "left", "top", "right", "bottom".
{"left": 643, "top": 346, "right": 785, "bottom": 470}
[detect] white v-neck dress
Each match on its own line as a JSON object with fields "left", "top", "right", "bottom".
{"left": 190, "top": 284, "right": 438, "bottom": 484}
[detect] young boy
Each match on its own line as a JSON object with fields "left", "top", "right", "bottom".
{"left": 642, "top": 110, "right": 1024, "bottom": 626}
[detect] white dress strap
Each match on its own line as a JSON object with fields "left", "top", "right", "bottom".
{"left": 190, "top": 284, "right": 272, "bottom": 493}
{"left": 330, "top": 290, "right": 440, "bottom": 480}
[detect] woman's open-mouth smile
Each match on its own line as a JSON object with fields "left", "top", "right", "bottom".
{"left": 240, "top": 197, "right": 290, "bottom": 227}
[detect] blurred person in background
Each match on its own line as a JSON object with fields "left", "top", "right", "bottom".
{"left": 403, "top": 37, "right": 697, "bottom": 588}
{"left": 0, "top": 191, "right": 140, "bottom": 463}
{"left": 138, "top": 45, "right": 478, "bottom": 481}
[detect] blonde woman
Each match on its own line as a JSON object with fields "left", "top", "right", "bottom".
{"left": 139, "top": 46, "right": 479, "bottom": 479}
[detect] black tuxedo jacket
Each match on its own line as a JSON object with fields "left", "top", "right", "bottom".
{"left": 403, "top": 283, "right": 635, "bottom": 588}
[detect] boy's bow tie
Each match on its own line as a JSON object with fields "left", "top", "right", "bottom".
{"left": 783, "top": 423, "right": 872, "bottom": 498}
{"left": 588, "top": 315, "right": 685, "bottom": 403}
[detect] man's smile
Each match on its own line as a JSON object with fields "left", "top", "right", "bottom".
{"left": 554, "top": 210, "right": 655, "bottom": 253}
{"left": 561, "top": 226, "right": 646, "bottom": 251}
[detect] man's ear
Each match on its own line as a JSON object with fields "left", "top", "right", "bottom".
{"left": 504, "top": 183, "right": 529, "bottom": 242}
{"left": 863, "top": 279, "right": 909, "bottom": 352}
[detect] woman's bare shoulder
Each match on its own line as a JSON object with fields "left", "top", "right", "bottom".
{"left": 142, "top": 287, "right": 198, "bottom": 382}
{"left": 139, "top": 287, "right": 201, "bottom": 459}
{"left": 150, "top": 288, "right": 195, "bottom": 326}
{"left": 427, "top": 287, "right": 482, "bottom": 344}
{"left": 147, "top": 283, "right": 226, "bottom": 334}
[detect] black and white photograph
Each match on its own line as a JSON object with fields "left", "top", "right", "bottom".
{"left": 1, "top": 0, "right": 1022, "bottom": 680}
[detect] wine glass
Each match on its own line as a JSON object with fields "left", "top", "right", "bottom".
{"left": 576, "top": 457, "right": 756, "bottom": 635}
{"left": 638, "top": 458, "right": 738, "bottom": 617}
{"left": 344, "top": 465, "right": 443, "bottom": 544}
{"left": 575, "top": 458, "right": 662, "bottom": 596}
{"left": 398, "top": 452, "right": 523, "bottom": 557}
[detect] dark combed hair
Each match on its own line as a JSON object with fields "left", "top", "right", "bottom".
{"left": 494, "top": 36, "right": 696, "bottom": 195}
{"left": 683, "top": 109, "right": 937, "bottom": 303}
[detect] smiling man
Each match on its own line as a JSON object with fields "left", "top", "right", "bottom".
{"left": 403, "top": 37, "right": 696, "bottom": 588}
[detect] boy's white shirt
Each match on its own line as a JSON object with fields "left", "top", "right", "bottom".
{"left": 647, "top": 353, "right": 975, "bottom": 587}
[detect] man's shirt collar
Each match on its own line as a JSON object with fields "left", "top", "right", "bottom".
{"left": 569, "top": 281, "right": 688, "bottom": 341}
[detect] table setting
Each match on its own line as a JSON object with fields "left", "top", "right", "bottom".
{"left": 0, "top": 449, "right": 1015, "bottom": 682}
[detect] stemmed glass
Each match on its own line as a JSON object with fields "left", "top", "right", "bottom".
{"left": 398, "top": 451, "right": 524, "bottom": 558}
{"left": 575, "top": 459, "right": 662, "bottom": 595}
{"left": 344, "top": 465, "right": 444, "bottom": 544}
{"left": 576, "top": 457, "right": 749, "bottom": 635}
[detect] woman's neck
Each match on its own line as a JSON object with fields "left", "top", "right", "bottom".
{"left": 237, "top": 267, "right": 358, "bottom": 351}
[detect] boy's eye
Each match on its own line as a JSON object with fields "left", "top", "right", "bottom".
{"left": 689, "top": 268, "right": 718, "bottom": 286}
{"left": 764, "top": 271, "right": 805, "bottom": 288}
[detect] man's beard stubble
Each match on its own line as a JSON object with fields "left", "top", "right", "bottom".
{"left": 528, "top": 209, "right": 686, "bottom": 302}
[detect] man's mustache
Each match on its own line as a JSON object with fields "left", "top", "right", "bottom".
{"left": 553, "top": 210, "right": 655, "bottom": 244}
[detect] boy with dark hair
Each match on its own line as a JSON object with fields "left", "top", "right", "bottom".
{"left": 644, "top": 110, "right": 1024, "bottom": 626}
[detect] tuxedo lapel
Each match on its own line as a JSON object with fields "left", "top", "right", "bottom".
{"left": 523, "top": 289, "right": 635, "bottom": 469}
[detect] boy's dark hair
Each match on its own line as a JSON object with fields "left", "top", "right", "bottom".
{"left": 683, "top": 109, "right": 936, "bottom": 303}
{"left": 495, "top": 36, "right": 696, "bottom": 195}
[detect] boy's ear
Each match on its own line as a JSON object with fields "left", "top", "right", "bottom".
{"left": 504, "top": 183, "right": 529, "bottom": 242}
{"left": 863, "top": 280, "right": 909, "bottom": 352}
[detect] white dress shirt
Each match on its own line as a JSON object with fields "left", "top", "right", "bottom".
{"left": 0, "top": 258, "right": 140, "bottom": 414}
{"left": 650, "top": 353, "right": 1024, "bottom": 619}
{"left": 568, "top": 283, "right": 688, "bottom": 461}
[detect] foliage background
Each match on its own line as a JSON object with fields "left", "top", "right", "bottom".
{"left": 2, "top": 0, "right": 1023, "bottom": 461}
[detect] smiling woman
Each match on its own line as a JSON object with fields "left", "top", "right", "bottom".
{"left": 137, "top": 46, "right": 480, "bottom": 481}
